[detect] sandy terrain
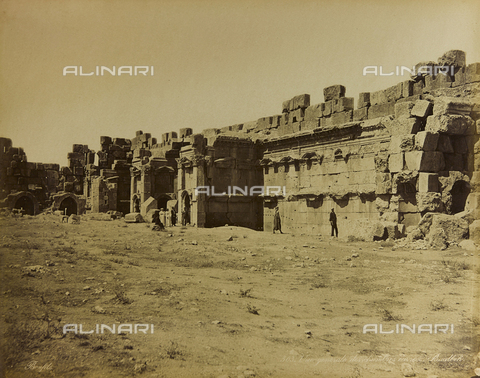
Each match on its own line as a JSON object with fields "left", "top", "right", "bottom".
{"left": 0, "top": 214, "right": 479, "bottom": 378}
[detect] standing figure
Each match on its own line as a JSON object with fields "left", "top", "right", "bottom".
{"left": 329, "top": 208, "right": 338, "bottom": 237}
{"left": 182, "top": 207, "right": 187, "bottom": 226}
{"left": 273, "top": 206, "right": 282, "bottom": 234}
{"left": 171, "top": 208, "right": 177, "bottom": 226}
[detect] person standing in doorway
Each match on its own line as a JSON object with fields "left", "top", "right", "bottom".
{"left": 171, "top": 208, "right": 177, "bottom": 226}
{"left": 330, "top": 208, "right": 338, "bottom": 237}
{"left": 273, "top": 206, "right": 283, "bottom": 234}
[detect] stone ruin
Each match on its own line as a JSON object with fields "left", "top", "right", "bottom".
{"left": 1, "top": 50, "right": 479, "bottom": 247}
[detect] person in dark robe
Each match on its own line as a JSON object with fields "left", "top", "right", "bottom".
{"left": 329, "top": 208, "right": 338, "bottom": 237}
{"left": 152, "top": 210, "right": 164, "bottom": 231}
{"left": 273, "top": 206, "right": 282, "bottom": 234}
{"left": 171, "top": 208, "right": 177, "bottom": 226}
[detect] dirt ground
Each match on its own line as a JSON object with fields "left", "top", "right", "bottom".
{"left": 0, "top": 214, "right": 479, "bottom": 378}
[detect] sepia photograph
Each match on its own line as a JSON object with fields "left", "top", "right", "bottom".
{"left": 1, "top": 1, "right": 479, "bottom": 377}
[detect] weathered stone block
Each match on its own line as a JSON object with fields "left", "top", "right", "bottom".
{"left": 323, "top": 101, "right": 333, "bottom": 117}
{"left": 430, "top": 213, "right": 469, "bottom": 242}
{"left": 353, "top": 108, "right": 368, "bottom": 121}
{"left": 451, "top": 136, "right": 468, "bottom": 154}
{"left": 387, "top": 118, "right": 422, "bottom": 136}
{"left": 427, "top": 227, "right": 448, "bottom": 249}
{"left": 331, "top": 111, "right": 352, "bottom": 125}
{"left": 289, "top": 108, "right": 304, "bottom": 123}
{"left": 100, "top": 136, "right": 112, "bottom": 145}
{"left": 415, "top": 131, "right": 439, "bottom": 151}
{"left": 394, "top": 101, "right": 415, "bottom": 119}
{"left": 125, "top": 213, "right": 143, "bottom": 223}
{"left": 424, "top": 74, "right": 453, "bottom": 91}
{"left": 469, "top": 220, "right": 480, "bottom": 245}
{"left": 388, "top": 153, "right": 404, "bottom": 173}
{"left": 304, "top": 103, "right": 324, "bottom": 121}
{"left": 303, "top": 120, "right": 319, "bottom": 131}
{"left": 333, "top": 97, "right": 354, "bottom": 113}
{"left": 293, "top": 94, "right": 310, "bottom": 110}
{"left": 385, "top": 83, "right": 403, "bottom": 102}
{"left": 437, "top": 49, "right": 466, "bottom": 68}
{"left": 425, "top": 114, "right": 475, "bottom": 135}
{"left": 282, "top": 100, "right": 290, "bottom": 113}
{"left": 404, "top": 151, "right": 445, "bottom": 172}
{"left": 433, "top": 97, "right": 472, "bottom": 116}
{"left": 402, "top": 80, "right": 414, "bottom": 98}
{"left": 389, "top": 134, "right": 415, "bottom": 153}
{"left": 368, "top": 102, "right": 395, "bottom": 119}
{"left": 375, "top": 173, "right": 392, "bottom": 194}
{"left": 358, "top": 92, "right": 370, "bottom": 108}
{"left": 411, "top": 100, "right": 433, "bottom": 118}
{"left": 370, "top": 90, "right": 387, "bottom": 105}
{"left": 416, "top": 192, "right": 443, "bottom": 212}
{"left": 436, "top": 135, "right": 454, "bottom": 153}
{"left": 466, "top": 62, "right": 480, "bottom": 83}
{"left": 413, "top": 80, "right": 424, "bottom": 95}
{"left": 443, "top": 153, "right": 465, "bottom": 171}
{"left": 323, "top": 85, "right": 345, "bottom": 102}
{"left": 417, "top": 172, "right": 439, "bottom": 192}
{"left": 375, "top": 152, "right": 389, "bottom": 173}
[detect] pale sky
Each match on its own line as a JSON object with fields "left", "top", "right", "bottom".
{"left": 1, "top": 0, "right": 479, "bottom": 166}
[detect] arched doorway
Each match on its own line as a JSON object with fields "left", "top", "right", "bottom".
{"left": 14, "top": 196, "right": 35, "bottom": 215}
{"left": 451, "top": 180, "right": 470, "bottom": 214}
{"left": 59, "top": 197, "right": 77, "bottom": 215}
{"left": 157, "top": 195, "right": 172, "bottom": 211}
{"left": 133, "top": 196, "right": 140, "bottom": 213}
{"left": 182, "top": 192, "right": 191, "bottom": 225}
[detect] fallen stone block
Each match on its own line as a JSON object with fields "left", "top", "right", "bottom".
{"left": 416, "top": 192, "right": 444, "bottom": 212}
{"left": 358, "top": 92, "right": 370, "bottom": 108}
{"left": 389, "top": 134, "right": 415, "bottom": 153}
{"left": 469, "top": 219, "right": 480, "bottom": 245}
{"left": 427, "top": 227, "right": 448, "bottom": 249}
{"left": 459, "top": 239, "right": 477, "bottom": 252}
{"left": 415, "top": 131, "right": 439, "bottom": 151}
{"left": 125, "top": 213, "right": 144, "bottom": 223}
{"left": 68, "top": 214, "right": 80, "bottom": 224}
{"left": 417, "top": 172, "right": 439, "bottom": 192}
{"left": 323, "top": 85, "right": 345, "bottom": 102}
{"left": 429, "top": 213, "right": 469, "bottom": 242}
{"left": 411, "top": 99, "right": 433, "bottom": 118}
{"left": 425, "top": 114, "right": 475, "bottom": 135}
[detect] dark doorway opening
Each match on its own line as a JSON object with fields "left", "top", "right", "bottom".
{"left": 59, "top": 197, "right": 77, "bottom": 215}
{"left": 15, "top": 196, "right": 35, "bottom": 215}
{"left": 451, "top": 180, "right": 470, "bottom": 214}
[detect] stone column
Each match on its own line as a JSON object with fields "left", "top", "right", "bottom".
{"left": 141, "top": 165, "right": 152, "bottom": 204}
{"left": 192, "top": 156, "right": 206, "bottom": 227}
